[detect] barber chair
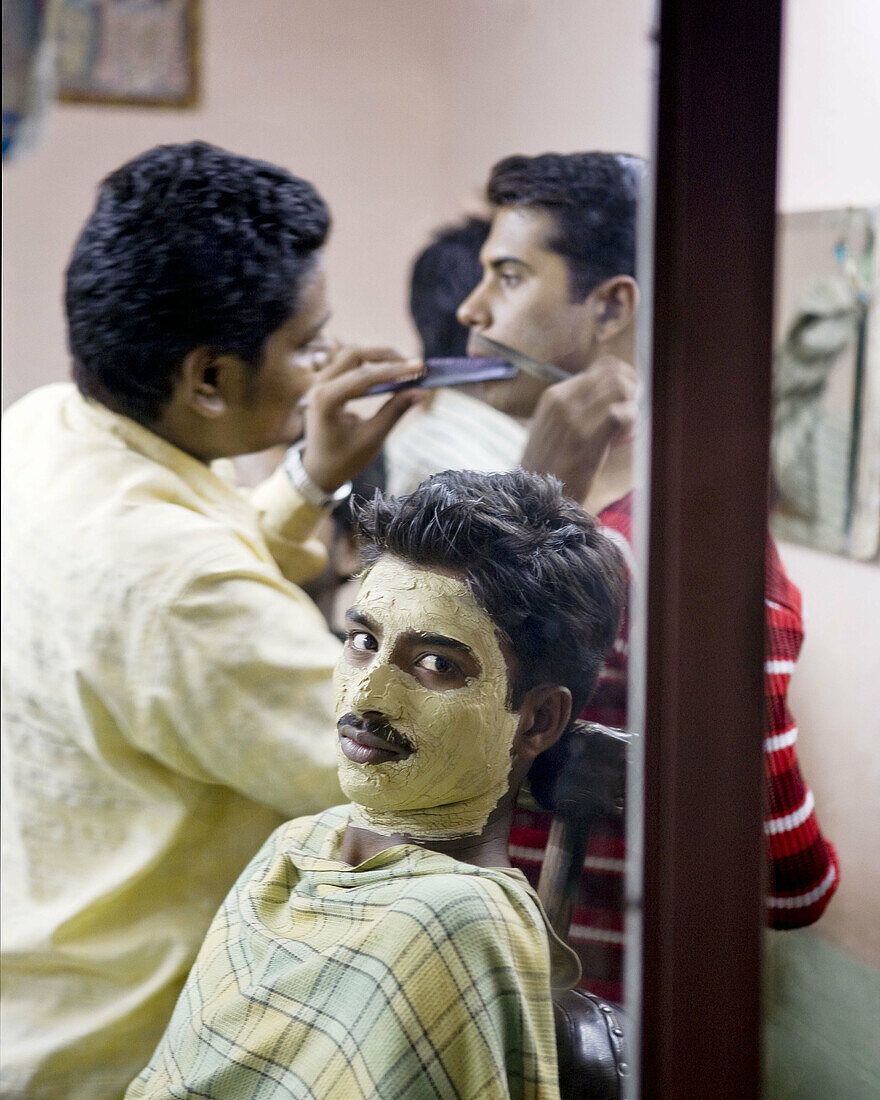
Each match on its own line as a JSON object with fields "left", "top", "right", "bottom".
{"left": 530, "top": 722, "right": 633, "bottom": 1100}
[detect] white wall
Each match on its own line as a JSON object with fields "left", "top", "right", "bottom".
{"left": 776, "top": 0, "right": 880, "bottom": 968}
{"left": 778, "top": 0, "right": 880, "bottom": 212}
{"left": 1, "top": 0, "right": 652, "bottom": 409}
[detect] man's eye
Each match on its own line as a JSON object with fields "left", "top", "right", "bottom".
{"left": 416, "top": 653, "right": 458, "bottom": 676}
{"left": 290, "top": 336, "right": 331, "bottom": 368}
{"left": 348, "top": 631, "right": 377, "bottom": 652}
{"left": 498, "top": 267, "right": 523, "bottom": 288}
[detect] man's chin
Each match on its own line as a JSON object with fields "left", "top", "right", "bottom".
{"left": 474, "top": 374, "right": 547, "bottom": 419}
{"left": 337, "top": 750, "right": 408, "bottom": 792}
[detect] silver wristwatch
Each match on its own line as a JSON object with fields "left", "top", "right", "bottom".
{"left": 283, "top": 444, "right": 352, "bottom": 509}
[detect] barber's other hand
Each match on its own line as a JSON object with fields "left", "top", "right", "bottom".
{"left": 520, "top": 355, "right": 637, "bottom": 504}
{"left": 529, "top": 721, "right": 630, "bottom": 820}
{"left": 301, "top": 346, "right": 425, "bottom": 493}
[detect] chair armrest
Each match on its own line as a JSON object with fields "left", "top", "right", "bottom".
{"left": 553, "top": 989, "right": 631, "bottom": 1099}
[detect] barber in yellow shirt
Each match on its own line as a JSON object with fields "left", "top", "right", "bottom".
{"left": 0, "top": 141, "right": 424, "bottom": 1100}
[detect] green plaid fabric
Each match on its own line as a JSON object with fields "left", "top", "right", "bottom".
{"left": 127, "top": 805, "right": 578, "bottom": 1099}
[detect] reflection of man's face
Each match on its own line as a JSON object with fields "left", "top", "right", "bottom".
{"left": 333, "top": 556, "right": 519, "bottom": 839}
{"left": 457, "top": 207, "right": 599, "bottom": 417}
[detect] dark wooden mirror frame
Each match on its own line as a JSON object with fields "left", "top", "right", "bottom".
{"left": 636, "top": 0, "right": 782, "bottom": 1096}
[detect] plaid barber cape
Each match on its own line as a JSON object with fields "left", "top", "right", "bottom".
{"left": 127, "top": 806, "right": 579, "bottom": 1100}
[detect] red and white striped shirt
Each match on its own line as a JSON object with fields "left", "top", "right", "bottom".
{"left": 508, "top": 492, "right": 839, "bottom": 1002}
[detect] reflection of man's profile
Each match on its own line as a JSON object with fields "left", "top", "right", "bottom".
{"left": 127, "top": 469, "right": 625, "bottom": 1100}
{"left": 387, "top": 155, "right": 641, "bottom": 514}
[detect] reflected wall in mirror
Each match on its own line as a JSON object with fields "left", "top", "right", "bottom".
{"left": 2, "top": 3, "right": 655, "bottom": 1098}
{"left": 770, "top": 206, "right": 879, "bottom": 560}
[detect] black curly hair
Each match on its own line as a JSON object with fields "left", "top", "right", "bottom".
{"left": 66, "top": 141, "right": 330, "bottom": 423}
{"left": 353, "top": 468, "right": 625, "bottom": 721}
{"left": 487, "top": 151, "right": 645, "bottom": 301}
{"left": 408, "top": 217, "right": 491, "bottom": 358}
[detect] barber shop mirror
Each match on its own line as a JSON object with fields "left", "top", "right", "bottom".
{"left": 770, "top": 206, "right": 879, "bottom": 560}
{"left": 2, "top": 2, "right": 656, "bottom": 1098}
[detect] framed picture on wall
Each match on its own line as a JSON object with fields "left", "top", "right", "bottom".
{"left": 769, "top": 207, "right": 879, "bottom": 560}
{"left": 55, "top": 0, "right": 199, "bottom": 107}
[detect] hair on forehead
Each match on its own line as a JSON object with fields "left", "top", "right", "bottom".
{"left": 486, "top": 151, "right": 645, "bottom": 300}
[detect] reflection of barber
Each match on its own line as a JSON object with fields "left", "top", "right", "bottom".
{"left": 387, "top": 152, "right": 839, "bottom": 1002}
{"left": 0, "top": 142, "right": 425, "bottom": 1099}
{"left": 127, "top": 469, "right": 623, "bottom": 1100}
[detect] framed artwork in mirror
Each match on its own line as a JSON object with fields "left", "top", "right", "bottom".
{"left": 770, "top": 207, "right": 879, "bottom": 560}
{"left": 55, "top": 0, "right": 199, "bottom": 107}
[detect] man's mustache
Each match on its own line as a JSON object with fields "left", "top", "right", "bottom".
{"left": 336, "top": 713, "right": 416, "bottom": 753}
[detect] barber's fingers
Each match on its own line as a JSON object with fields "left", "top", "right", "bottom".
{"left": 591, "top": 353, "right": 638, "bottom": 376}
{"left": 548, "top": 356, "right": 638, "bottom": 411}
{"left": 301, "top": 387, "right": 425, "bottom": 490}
{"left": 310, "top": 357, "right": 424, "bottom": 410}
{"left": 582, "top": 355, "right": 638, "bottom": 393}
{"left": 315, "top": 345, "right": 407, "bottom": 382}
{"left": 607, "top": 398, "right": 639, "bottom": 446}
{"left": 355, "top": 387, "right": 427, "bottom": 445}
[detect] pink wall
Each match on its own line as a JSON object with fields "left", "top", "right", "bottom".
{"left": 1, "top": 0, "right": 652, "bottom": 408}
{"left": 777, "top": 0, "right": 880, "bottom": 212}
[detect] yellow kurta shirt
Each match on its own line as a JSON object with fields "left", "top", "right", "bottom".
{"left": 1, "top": 384, "right": 345, "bottom": 1099}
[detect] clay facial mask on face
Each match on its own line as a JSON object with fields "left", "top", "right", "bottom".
{"left": 334, "top": 557, "right": 519, "bottom": 840}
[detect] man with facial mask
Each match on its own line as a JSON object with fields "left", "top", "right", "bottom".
{"left": 385, "top": 152, "right": 840, "bottom": 1002}
{"left": 126, "top": 468, "right": 625, "bottom": 1100}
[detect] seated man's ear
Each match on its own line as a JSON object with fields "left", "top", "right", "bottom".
{"left": 511, "top": 684, "right": 572, "bottom": 769}
{"left": 587, "top": 275, "right": 639, "bottom": 344}
{"left": 177, "top": 347, "right": 247, "bottom": 419}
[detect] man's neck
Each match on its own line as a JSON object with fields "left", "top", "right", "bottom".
{"left": 83, "top": 386, "right": 218, "bottom": 464}
{"left": 583, "top": 436, "right": 635, "bottom": 515}
{"left": 339, "top": 798, "right": 515, "bottom": 870}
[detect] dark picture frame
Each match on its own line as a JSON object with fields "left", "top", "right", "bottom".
{"left": 56, "top": 0, "right": 199, "bottom": 108}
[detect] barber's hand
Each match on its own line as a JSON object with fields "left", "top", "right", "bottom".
{"left": 529, "top": 721, "right": 630, "bottom": 820}
{"left": 520, "top": 355, "right": 638, "bottom": 504}
{"left": 301, "top": 346, "right": 425, "bottom": 493}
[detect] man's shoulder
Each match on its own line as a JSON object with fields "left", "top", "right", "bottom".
{"left": 388, "top": 859, "right": 542, "bottom": 936}
{"left": 2, "top": 383, "right": 74, "bottom": 446}
{"left": 4, "top": 384, "right": 286, "bottom": 593}
{"left": 388, "top": 859, "right": 579, "bottom": 989}
{"left": 272, "top": 805, "right": 351, "bottom": 859}
{"left": 376, "top": 862, "right": 568, "bottom": 994}
{"left": 4, "top": 381, "right": 73, "bottom": 413}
